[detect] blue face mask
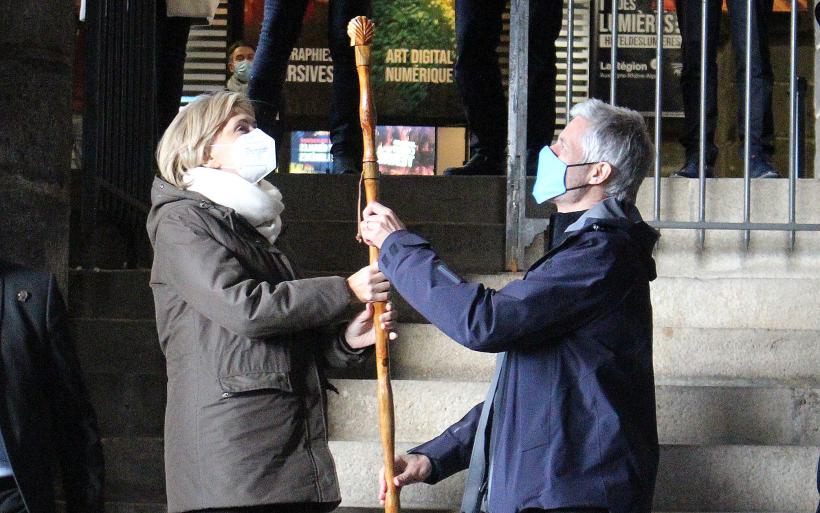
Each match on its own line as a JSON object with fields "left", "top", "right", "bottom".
{"left": 233, "top": 60, "right": 252, "bottom": 82}
{"left": 532, "top": 145, "right": 598, "bottom": 204}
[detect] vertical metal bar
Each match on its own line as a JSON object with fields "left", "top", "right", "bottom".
{"left": 787, "top": 0, "right": 798, "bottom": 249}
{"left": 742, "top": 0, "right": 753, "bottom": 249}
{"left": 81, "top": 0, "right": 102, "bottom": 268}
{"left": 505, "top": 0, "right": 530, "bottom": 272}
{"left": 565, "top": 0, "right": 575, "bottom": 124}
{"left": 610, "top": 0, "right": 619, "bottom": 104}
{"left": 653, "top": 0, "right": 664, "bottom": 222}
{"left": 698, "top": 0, "right": 707, "bottom": 248}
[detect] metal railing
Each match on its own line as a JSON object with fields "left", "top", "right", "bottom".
{"left": 505, "top": 0, "right": 819, "bottom": 271}
{"left": 82, "top": 0, "right": 157, "bottom": 267}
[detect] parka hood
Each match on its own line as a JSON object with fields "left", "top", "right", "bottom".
{"left": 146, "top": 176, "right": 216, "bottom": 245}
{"left": 565, "top": 197, "right": 660, "bottom": 281}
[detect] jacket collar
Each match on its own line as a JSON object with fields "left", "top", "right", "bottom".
{"left": 564, "top": 196, "right": 643, "bottom": 234}
{"left": 526, "top": 197, "right": 659, "bottom": 277}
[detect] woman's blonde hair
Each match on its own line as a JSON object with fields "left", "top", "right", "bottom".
{"left": 156, "top": 91, "right": 255, "bottom": 187}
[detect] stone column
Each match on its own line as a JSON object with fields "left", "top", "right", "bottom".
{"left": 0, "top": 1, "right": 74, "bottom": 280}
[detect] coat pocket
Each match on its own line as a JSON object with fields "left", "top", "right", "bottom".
{"left": 218, "top": 370, "right": 293, "bottom": 397}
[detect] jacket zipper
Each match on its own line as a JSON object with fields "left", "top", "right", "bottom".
{"left": 303, "top": 359, "right": 325, "bottom": 502}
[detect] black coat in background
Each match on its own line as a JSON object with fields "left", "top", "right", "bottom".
{"left": 0, "top": 261, "right": 104, "bottom": 513}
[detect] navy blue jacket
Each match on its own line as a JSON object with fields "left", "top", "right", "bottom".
{"left": 379, "top": 198, "right": 660, "bottom": 513}
{"left": 0, "top": 262, "right": 104, "bottom": 513}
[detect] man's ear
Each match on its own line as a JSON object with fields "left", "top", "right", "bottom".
{"left": 588, "top": 162, "right": 613, "bottom": 185}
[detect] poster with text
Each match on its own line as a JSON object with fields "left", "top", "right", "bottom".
{"left": 244, "top": 0, "right": 463, "bottom": 126}
{"left": 591, "top": 0, "right": 684, "bottom": 116}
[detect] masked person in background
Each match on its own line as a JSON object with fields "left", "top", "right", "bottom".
{"left": 226, "top": 41, "right": 256, "bottom": 94}
{"left": 148, "top": 91, "right": 397, "bottom": 513}
{"left": 362, "top": 99, "right": 660, "bottom": 513}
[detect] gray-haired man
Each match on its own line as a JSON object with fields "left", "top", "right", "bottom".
{"left": 362, "top": 100, "right": 660, "bottom": 513}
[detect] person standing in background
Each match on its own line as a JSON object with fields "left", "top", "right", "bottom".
{"left": 226, "top": 41, "right": 256, "bottom": 94}
{"left": 248, "top": 0, "right": 369, "bottom": 175}
{"left": 444, "top": 0, "right": 564, "bottom": 176}
{"left": 0, "top": 261, "right": 105, "bottom": 513}
{"left": 673, "top": 0, "right": 779, "bottom": 178}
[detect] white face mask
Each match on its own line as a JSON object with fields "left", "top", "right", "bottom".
{"left": 221, "top": 129, "right": 277, "bottom": 183}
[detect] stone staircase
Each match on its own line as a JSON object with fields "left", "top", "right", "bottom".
{"left": 67, "top": 176, "right": 820, "bottom": 512}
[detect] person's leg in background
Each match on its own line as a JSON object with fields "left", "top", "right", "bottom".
{"left": 674, "top": 0, "right": 722, "bottom": 177}
{"left": 526, "top": 0, "right": 564, "bottom": 175}
{"left": 444, "top": 0, "right": 508, "bottom": 175}
{"left": 248, "top": 0, "right": 310, "bottom": 145}
{"left": 727, "top": 0, "right": 777, "bottom": 177}
{"left": 155, "top": 0, "right": 193, "bottom": 137}
{"left": 326, "top": 0, "right": 370, "bottom": 174}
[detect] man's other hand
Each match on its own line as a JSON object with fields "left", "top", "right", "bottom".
{"left": 360, "top": 201, "right": 406, "bottom": 249}
{"left": 378, "top": 453, "right": 432, "bottom": 504}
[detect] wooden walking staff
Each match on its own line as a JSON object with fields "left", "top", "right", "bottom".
{"left": 348, "top": 16, "right": 401, "bottom": 513}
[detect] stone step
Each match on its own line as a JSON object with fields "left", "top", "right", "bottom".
{"left": 277, "top": 221, "right": 504, "bottom": 274}
{"left": 70, "top": 319, "right": 165, "bottom": 374}
{"left": 268, "top": 174, "right": 508, "bottom": 225}
{"left": 102, "top": 438, "right": 819, "bottom": 511}
{"left": 84, "top": 369, "right": 819, "bottom": 447}
{"left": 390, "top": 323, "right": 820, "bottom": 383}
{"left": 70, "top": 319, "right": 820, "bottom": 383}
{"left": 327, "top": 380, "right": 820, "bottom": 446}
{"left": 334, "top": 442, "right": 819, "bottom": 512}
{"left": 68, "top": 270, "right": 155, "bottom": 320}
{"left": 85, "top": 372, "right": 165, "bottom": 439}
{"left": 68, "top": 268, "right": 820, "bottom": 332}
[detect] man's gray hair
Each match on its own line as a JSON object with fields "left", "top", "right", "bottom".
{"left": 570, "top": 99, "right": 654, "bottom": 203}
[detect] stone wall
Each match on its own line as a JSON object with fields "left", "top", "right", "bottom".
{"left": 0, "top": 1, "right": 75, "bottom": 282}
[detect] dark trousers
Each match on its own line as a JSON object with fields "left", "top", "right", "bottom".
{"left": 0, "top": 477, "right": 25, "bottom": 513}
{"left": 676, "top": 0, "right": 774, "bottom": 164}
{"left": 454, "top": 0, "right": 564, "bottom": 161}
{"left": 156, "top": 0, "right": 193, "bottom": 137}
{"left": 247, "top": 0, "right": 369, "bottom": 168}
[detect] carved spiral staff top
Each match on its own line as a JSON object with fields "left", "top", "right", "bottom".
{"left": 347, "top": 15, "right": 401, "bottom": 513}
{"left": 347, "top": 16, "right": 375, "bottom": 47}
{"left": 348, "top": 16, "right": 377, "bottom": 165}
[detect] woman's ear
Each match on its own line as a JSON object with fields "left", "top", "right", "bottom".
{"left": 203, "top": 154, "right": 221, "bottom": 169}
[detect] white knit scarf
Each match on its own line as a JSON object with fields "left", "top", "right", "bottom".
{"left": 183, "top": 167, "right": 284, "bottom": 245}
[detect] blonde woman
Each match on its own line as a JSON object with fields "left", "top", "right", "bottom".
{"left": 147, "top": 91, "right": 395, "bottom": 513}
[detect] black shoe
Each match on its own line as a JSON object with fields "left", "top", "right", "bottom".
{"left": 444, "top": 154, "right": 504, "bottom": 176}
{"left": 330, "top": 155, "right": 361, "bottom": 175}
{"left": 673, "top": 159, "right": 714, "bottom": 178}
{"left": 749, "top": 155, "right": 780, "bottom": 179}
